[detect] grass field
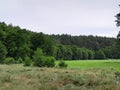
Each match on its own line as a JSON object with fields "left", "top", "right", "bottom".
{"left": 64, "top": 60, "right": 120, "bottom": 71}
{"left": 0, "top": 60, "right": 120, "bottom": 90}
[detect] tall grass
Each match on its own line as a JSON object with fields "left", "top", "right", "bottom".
{"left": 0, "top": 60, "right": 120, "bottom": 90}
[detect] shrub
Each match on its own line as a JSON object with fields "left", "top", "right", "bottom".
{"left": 4, "top": 57, "right": 15, "bottom": 64}
{"left": 33, "top": 48, "right": 56, "bottom": 67}
{"left": 34, "top": 56, "right": 56, "bottom": 67}
{"left": 24, "top": 57, "right": 32, "bottom": 66}
{"left": 44, "top": 56, "right": 56, "bottom": 67}
{"left": 33, "top": 56, "right": 45, "bottom": 67}
{"left": 58, "top": 60, "right": 68, "bottom": 68}
{"left": 33, "top": 48, "right": 44, "bottom": 67}
{"left": 17, "top": 57, "right": 23, "bottom": 64}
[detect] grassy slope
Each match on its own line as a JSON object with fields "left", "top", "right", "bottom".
{"left": 0, "top": 60, "right": 120, "bottom": 90}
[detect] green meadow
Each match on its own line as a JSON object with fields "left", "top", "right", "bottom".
{"left": 64, "top": 60, "right": 120, "bottom": 71}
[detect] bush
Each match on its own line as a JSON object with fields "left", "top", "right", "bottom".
{"left": 33, "top": 48, "right": 56, "bottom": 67}
{"left": 58, "top": 60, "right": 68, "bottom": 68}
{"left": 17, "top": 57, "right": 23, "bottom": 64}
{"left": 45, "top": 56, "right": 56, "bottom": 67}
{"left": 4, "top": 57, "right": 15, "bottom": 64}
{"left": 33, "top": 56, "right": 56, "bottom": 67}
{"left": 33, "top": 48, "right": 44, "bottom": 67}
{"left": 24, "top": 57, "right": 32, "bottom": 66}
{"left": 33, "top": 56, "right": 44, "bottom": 67}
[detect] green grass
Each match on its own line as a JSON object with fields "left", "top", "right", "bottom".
{"left": 0, "top": 60, "right": 120, "bottom": 90}
{"left": 57, "top": 60, "right": 120, "bottom": 71}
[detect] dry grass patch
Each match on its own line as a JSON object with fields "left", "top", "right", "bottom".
{"left": 0, "top": 64, "right": 120, "bottom": 90}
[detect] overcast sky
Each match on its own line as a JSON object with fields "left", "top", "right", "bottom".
{"left": 0, "top": 0, "right": 119, "bottom": 37}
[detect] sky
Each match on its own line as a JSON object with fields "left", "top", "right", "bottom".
{"left": 0, "top": 0, "right": 119, "bottom": 37}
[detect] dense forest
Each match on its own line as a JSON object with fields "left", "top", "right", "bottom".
{"left": 0, "top": 22, "right": 120, "bottom": 66}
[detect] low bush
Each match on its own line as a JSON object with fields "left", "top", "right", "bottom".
{"left": 33, "top": 56, "right": 56, "bottom": 67}
{"left": 4, "top": 57, "right": 15, "bottom": 64}
{"left": 24, "top": 57, "right": 32, "bottom": 66}
{"left": 58, "top": 60, "right": 68, "bottom": 68}
{"left": 33, "top": 56, "right": 45, "bottom": 67}
{"left": 44, "top": 56, "right": 56, "bottom": 67}
{"left": 17, "top": 57, "right": 23, "bottom": 64}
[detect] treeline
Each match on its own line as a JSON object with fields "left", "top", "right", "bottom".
{"left": 54, "top": 45, "right": 106, "bottom": 60}
{"left": 50, "top": 34, "right": 120, "bottom": 59}
{"left": 50, "top": 34, "right": 116, "bottom": 50}
{"left": 0, "top": 22, "right": 119, "bottom": 65}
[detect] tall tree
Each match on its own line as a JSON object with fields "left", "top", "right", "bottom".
{"left": 115, "top": 5, "right": 120, "bottom": 54}
{"left": 115, "top": 5, "right": 120, "bottom": 39}
{"left": 115, "top": 5, "right": 120, "bottom": 28}
{"left": 115, "top": 5, "right": 120, "bottom": 38}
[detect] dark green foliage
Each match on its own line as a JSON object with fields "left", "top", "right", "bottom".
{"left": 33, "top": 48, "right": 56, "bottom": 67}
{"left": 31, "top": 33, "right": 55, "bottom": 56}
{"left": 0, "top": 29, "right": 6, "bottom": 42}
{"left": 51, "top": 34, "right": 115, "bottom": 50}
{"left": 51, "top": 34, "right": 118, "bottom": 59}
{"left": 82, "top": 49, "right": 88, "bottom": 60}
{"left": 0, "top": 21, "right": 119, "bottom": 63}
{"left": 33, "top": 48, "right": 44, "bottom": 67}
{"left": 70, "top": 46, "right": 79, "bottom": 60}
{"left": 17, "top": 57, "right": 23, "bottom": 64}
{"left": 55, "top": 45, "right": 95, "bottom": 60}
{"left": 44, "top": 56, "right": 56, "bottom": 67}
{"left": 76, "top": 48, "right": 82, "bottom": 60}
{"left": 88, "top": 50, "right": 95, "bottom": 59}
{"left": 5, "top": 29, "right": 31, "bottom": 60}
{"left": 33, "top": 55, "right": 44, "bottom": 67}
{"left": 4, "top": 57, "right": 15, "bottom": 64}
{"left": 0, "top": 41, "right": 7, "bottom": 63}
{"left": 103, "top": 46, "right": 120, "bottom": 59}
{"left": 34, "top": 56, "right": 55, "bottom": 67}
{"left": 95, "top": 50, "right": 106, "bottom": 60}
{"left": 24, "top": 57, "right": 32, "bottom": 66}
{"left": 58, "top": 60, "right": 68, "bottom": 68}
